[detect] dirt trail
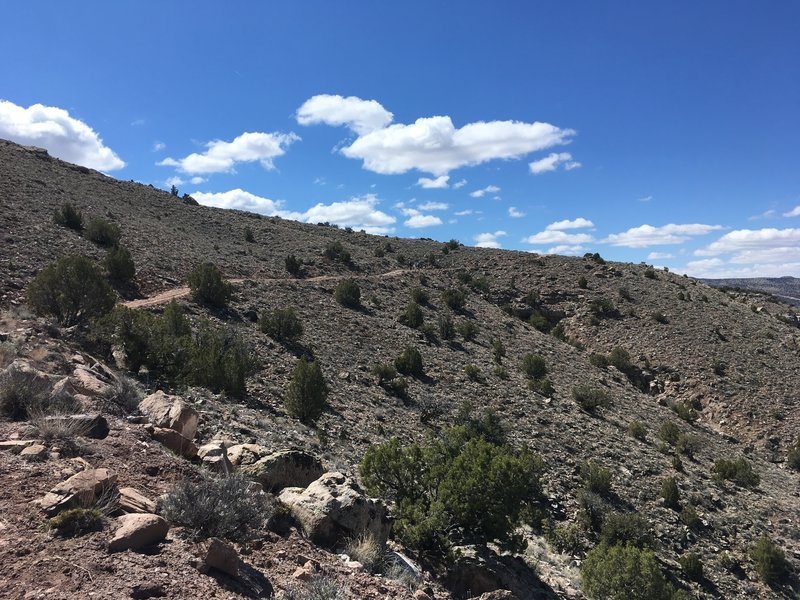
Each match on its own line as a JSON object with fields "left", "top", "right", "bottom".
{"left": 122, "top": 269, "right": 413, "bottom": 309}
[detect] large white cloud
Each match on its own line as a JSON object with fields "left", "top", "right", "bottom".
{"left": 529, "top": 152, "right": 580, "bottom": 174}
{"left": 474, "top": 230, "right": 507, "bottom": 249}
{"left": 158, "top": 131, "right": 299, "bottom": 174}
{"left": 399, "top": 206, "right": 443, "bottom": 228}
{"left": 523, "top": 230, "right": 594, "bottom": 245}
{"left": 545, "top": 217, "right": 594, "bottom": 231}
{"left": 695, "top": 228, "right": 800, "bottom": 256}
{"left": 604, "top": 223, "right": 724, "bottom": 248}
{"left": 297, "top": 94, "right": 575, "bottom": 176}
{"left": 191, "top": 190, "right": 396, "bottom": 235}
{"left": 0, "top": 99, "right": 125, "bottom": 171}
{"left": 296, "top": 94, "right": 393, "bottom": 136}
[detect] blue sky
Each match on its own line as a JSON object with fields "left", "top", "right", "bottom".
{"left": 2, "top": 1, "right": 799, "bottom": 277}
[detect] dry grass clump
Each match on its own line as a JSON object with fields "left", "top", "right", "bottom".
{"left": 344, "top": 530, "right": 384, "bottom": 572}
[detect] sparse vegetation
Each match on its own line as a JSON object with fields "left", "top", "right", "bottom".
{"left": 105, "top": 244, "right": 136, "bottom": 283}
{"left": 159, "top": 474, "right": 272, "bottom": 541}
{"left": 572, "top": 385, "right": 611, "bottom": 413}
{"left": 464, "top": 364, "right": 481, "bottom": 382}
{"left": 244, "top": 226, "right": 254, "bottom": 242}
{"left": 188, "top": 262, "right": 232, "bottom": 308}
{"left": 628, "top": 420, "right": 647, "bottom": 441}
{"left": 188, "top": 323, "right": 256, "bottom": 398}
{"left": 394, "top": 346, "right": 423, "bottom": 377}
{"left": 679, "top": 552, "right": 704, "bottom": 582}
{"left": 284, "top": 358, "right": 329, "bottom": 423}
{"left": 84, "top": 218, "right": 121, "bottom": 247}
{"left": 259, "top": 307, "right": 303, "bottom": 343}
{"left": 442, "top": 287, "right": 467, "bottom": 311}
{"left": 750, "top": 535, "right": 788, "bottom": 586}
{"left": 285, "top": 253, "right": 302, "bottom": 277}
{"left": 491, "top": 339, "right": 506, "bottom": 364}
{"left": 401, "top": 302, "right": 424, "bottom": 328}
{"left": 580, "top": 461, "right": 613, "bottom": 497}
{"left": 437, "top": 314, "right": 455, "bottom": 341}
{"left": 27, "top": 255, "right": 116, "bottom": 326}
{"left": 334, "top": 279, "right": 360, "bottom": 308}
{"left": 53, "top": 202, "right": 83, "bottom": 231}
{"left": 581, "top": 543, "right": 671, "bottom": 600}
{"left": 521, "top": 353, "right": 547, "bottom": 379}
{"left": 46, "top": 507, "right": 103, "bottom": 537}
{"left": 713, "top": 456, "right": 760, "bottom": 488}
{"left": 600, "top": 512, "right": 652, "bottom": 549}
{"left": 323, "top": 240, "right": 351, "bottom": 264}
{"left": 661, "top": 477, "right": 680, "bottom": 509}
{"left": 456, "top": 319, "right": 478, "bottom": 341}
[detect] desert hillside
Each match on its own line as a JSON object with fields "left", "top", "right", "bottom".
{"left": 1, "top": 139, "right": 798, "bottom": 599}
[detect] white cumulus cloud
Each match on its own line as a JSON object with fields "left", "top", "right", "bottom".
{"left": 508, "top": 207, "right": 526, "bottom": 218}
{"left": 158, "top": 131, "right": 299, "bottom": 174}
{"left": 297, "top": 94, "right": 575, "bottom": 176}
{"left": 647, "top": 252, "right": 675, "bottom": 260}
{"left": 546, "top": 245, "right": 586, "bottom": 255}
{"left": 191, "top": 190, "right": 396, "bottom": 235}
{"left": 417, "top": 175, "right": 450, "bottom": 189}
{"left": 695, "top": 228, "right": 800, "bottom": 256}
{"left": 474, "top": 231, "right": 507, "bottom": 248}
{"left": 470, "top": 185, "right": 501, "bottom": 198}
{"left": 529, "top": 152, "right": 580, "bottom": 175}
{"left": 0, "top": 99, "right": 125, "bottom": 171}
{"left": 404, "top": 214, "right": 443, "bottom": 228}
{"left": 523, "top": 230, "right": 594, "bottom": 245}
{"left": 784, "top": 205, "right": 800, "bottom": 217}
{"left": 604, "top": 223, "right": 724, "bottom": 248}
{"left": 296, "top": 94, "right": 393, "bottom": 136}
{"left": 545, "top": 217, "right": 594, "bottom": 231}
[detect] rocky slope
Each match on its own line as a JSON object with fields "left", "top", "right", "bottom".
{"left": 0, "top": 139, "right": 798, "bottom": 599}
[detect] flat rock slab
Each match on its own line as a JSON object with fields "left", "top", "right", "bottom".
{"left": 118, "top": 487, "right": 157, "bottom": 514}
{"left": 20, "top": 443, "right": 47, "bottom": 461}
{"left": 109, "top": 513, "right": 169, "bottom": 552}
{"left": 0, "top": 440, "right": 37, "bottom": 453}
{"left": 151, "top": 427, "right": 198, "bottom": 459}
{"left": 36, "top": 468, "right": 117, "bottom": 516}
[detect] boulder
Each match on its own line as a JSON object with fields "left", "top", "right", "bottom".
{"left": 20, "top": 443, "right": 47, "bottom": 461}
{"left": 198, "top": 442, "right": 233, "bottom": 474}
{"left": 139, "top": 391, "right": 198, "bottom": 439}
{"left": 36, "top": 468, "right": 117, "bottom": 516}
{"left": 227, "top": 443, "right": 269, "bottom": 466}
{"left": 476, "top": 592, "right": 519, "bottom": 600}
{"left": 71, "top": 366, "right": 113, "bottom": 397}
{"left": 278, "top": 472, "right": 390, "bottom": 549}
{"left": 446, "top": 545, "right": 548, "bottom": 600}
{"left": 42, "top": 413, "right": 109, "bottom": 439}
{"left": 202, "top": 537, "right": 241, "bottom": 577}
{"left": 151, "top": 427, "right": 198, "bottom": 459}
{"left": 241, "top": 450, "right": 323, "bottom": 492}
{"left": 119, "top": 487, "right": 157, "bottom": 514}
{"left": 109, "top": 513, "right": 169, "bottom": 552}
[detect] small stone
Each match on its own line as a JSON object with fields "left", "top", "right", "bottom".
{"left": 202, "top": 537, "right": 240, "bottom": 577}
{"left": 20, "top": 443, "right": 47, "bottom": 461}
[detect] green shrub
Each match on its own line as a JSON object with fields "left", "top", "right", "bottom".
{"left": 589, "top": 297, "right": 618, "bottom": 319}
{"left": 572, "top": 385, "right": 611, "bottom": 413}
{"left": 410, "top": 287, "right": 428, "bottom": 305}
{"left": 105, "top": 244, "right": 136, "bottom": 283}
{"left": 679, "top": 552, "right": 704, "bottom": 582}
{"left": 159, "top": 474, "right": 272, "bottom": 541}
{"left": 360, "top": 428, "right": 542, "bottom": 554}
{"left": 84, "top": 218, "right": 121, "bottom": 247}
{"left": 584, "top": 252, "right": 606, "bottom": 264}
{"left": 547, "top": 522, "right": 583, "bottom": 555}
{"left": 750, "top": 535, "right": 788, "bottom": 586}
{"left": 600, "top": 512, "right": 652, "bottom": 549}
{"left": 446, "top": 239, "right": 460, "bottom": 250}
{"left": 259, "top": 307, "right": 303, "bottom": 342}
{"left": 189, "top": 324, "right": 256, "bottom": 398}
{"left": 661, "top": 477, "right": 680, "bottom": 510}
{"left": 644, "top": 268, "right": 657, "bottom": 279}
{"left": 401, "top": 302, "right": 424, "bottom": 328}
{"left": 323, "top": 241, "right": 351, "bottom": 263}
{"left": 464, "top": 364, "right": 481, "bottom": 382}
{"left": 438, "top": 314, "right": 455, "bottom": 341}
{"left": 442, "top": 288, "right": 467, "bottom": 311}
{"left": 680, "top": 505, "right": 700, "bottom": 530}
{"left": 53, "top": 202, "right": 83, "bottom": 231}
{"left": 580, "top": 461, "right": 613, "bottom": 497}
{"left": 372, "top": 363, "right": 408, "bottom": 399}
{"left": 528, "top": 310, "right": 552, "bottom": 333}
{"left": 581, "top": 543, "right": 672, "bottom": 600}
{"left": 188, "top": 262, "right": 232, "bottom": 308}
{"left": 675, "top": 433, "right": 700, "bottom": 458}
{"left": 46, "top": 507, "right": 103, "bottom": 537}
{"left": 577, "top": 490, "right": 608, "bottom": 532}
{"left": 628, "top": 421, "right": 647, "bottom": 441}
{"left": 395, "top": 346, "right": 423, "bottom": 377}
{"left": 529, "top": 377, "right": 555, "bottom": 398}
{"left": 713, "top": 456, "right": 760, "bottom": 488}
{"left": 284, "top": 358, "right": 328, "bottom": 423}
{"left": 578, "top": 276, "right": 588, "bottom": 289}
{"left": 27, "top": 256, "right": 116, "bottom": 326}
{"left": 285, "top": 254, "right": 302, "bottom": 276}
{"left": 244, "top": 227, "right": 254, "bottom": 242}
{"left": 712, "top": 360, "right": 727, "bottom": 376}
{"left": 658, "top": 421, "right": 680, "bottom": 445}
{"left": 651, "top": 311, "right": 669, "bottom": 324}
{"left": 491, "top": 340, "right": 506, "bottom": 364}
{"left": 589, "top": 353, "right": 610, "bottom": 368}
{"left": 334, "top": 279, "right": 360, "bottom": 308}
{"left": 521, "top": 353, "right": 547, "bottom": 379}
{"left": 608, "top": 347, "right": 633, "bottom": 373}
{"left": 457, "top": 320, "right": 478, "bottom": 341}
{"left": 788, "top": 441, "right": 800, "bottom": 471}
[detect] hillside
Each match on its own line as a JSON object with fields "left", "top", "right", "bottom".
{"left": 0, "top": 138, "right": 798, "bottom": 599}
{"left": 702, "top": 277, "right": 800, "bottom": 307}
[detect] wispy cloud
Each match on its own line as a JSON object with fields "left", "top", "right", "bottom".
{"left": 523, "top": 230, "right": 594, "bottom": 245}
{"left": 418, "top": 201, "right": 449, "bottom": 211}
{"left": 604, "top": 223, "right": 724, "bottom": 247}
{"left": 452, "top": 179, "right": 467, "bottom": 189}
{"left": 529, "top": 152, "right": 580, "bottom": 175}
{"left": 470, "top": 185, "right": 500, "bottom": 198}
{"left": 647, "top": 251, "right": 674, "bottom": 260}
{"left": 784, "top": 205, "right": 800, "bottom": 217}
{"left": 508, "top": 207, "right": 525, "bottom": 218}
{"left": 417, "top": 175, "right": 450, "bottom": 189}
{"left": 545, "top": 217, "right": 594, "bottom": 231}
